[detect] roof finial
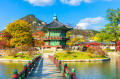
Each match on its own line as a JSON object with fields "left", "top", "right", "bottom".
{"left": 53, "top": 13, "right": 58, "bottom": 21}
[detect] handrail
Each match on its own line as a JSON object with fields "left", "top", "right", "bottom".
{"left": 48, "top": 55, "right": 78, "bottom": 79}
{"left": 12, "top": 55, "right": 41, "bottom": 79}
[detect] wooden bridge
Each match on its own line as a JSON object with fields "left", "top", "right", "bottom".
{"left": 12, "top": 54, "right": 77, "bottom": 79}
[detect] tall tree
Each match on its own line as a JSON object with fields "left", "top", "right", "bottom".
{"left": 6, "top": 20, "right": 33, "bottom": 47}
{"left": 96, "top": 9, "right": 120, "bottom": 51}
{"left": 66, "top": 31, "right": 86, "bottom": 48}
{"left": 32, "top": 30, "right": 45, "bottom": 47}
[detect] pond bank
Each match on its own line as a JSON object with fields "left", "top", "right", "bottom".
{"left": 0, "top": 58, "right": 29, "bottom": 62}
{"left": 61, "top": 58, "right": 110, "bottom": 62}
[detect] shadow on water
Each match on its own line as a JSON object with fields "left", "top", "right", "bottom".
{"left": 62, "top": 56, "right": 120, "bottom": 79}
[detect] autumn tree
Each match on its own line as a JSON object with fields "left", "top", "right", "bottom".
{"left": 32, "top": 30, "right": 45, "bottom": 47}
{"left": 95, "top": 8, "right": 120, "bottom": 51}
{"left": 5, "top": 20, "right": 33, "bottom": 47}
{"left": 66, "top": 31, "right": 86, "bottom": 48}
{"left": 0, "top": 30, "right": 11, "bottom": 48}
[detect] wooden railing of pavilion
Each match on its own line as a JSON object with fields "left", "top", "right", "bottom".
{"left": 48, "top": 55, "right": 78, "bottom": 79}
{"left": 12, "top": 55, "right": 41, "bottom": 79}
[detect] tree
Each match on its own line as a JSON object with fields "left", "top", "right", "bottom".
{"left": 96, "top": 8, "right": 120, "bottom": 51}
{"left": 5, "top": 20, "right": 33, "bottom": 47}
{"left": 32, "top": 30, "right": 45, "bottom": 47}
{"left": 66, "top": 31, "right": 86, "bottom": 48}
{"left": 1, "top": 30, "right": 11, "bottom": 41}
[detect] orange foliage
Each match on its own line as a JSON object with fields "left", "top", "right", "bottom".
{"left": 32, "top": 30, "right": 45, "bottom": 47}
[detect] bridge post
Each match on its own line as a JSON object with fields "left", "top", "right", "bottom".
{"left": 24, "top": 63, "right": 27, "bottom": 78}
{"left": 54, "top": 57, "right": 56, "bottom": 64}
{"left": 71, "top": 68, "right": 76, "bottom": 79}
{"left": 28, "top": 60, "right": 31, "bottom": 65}
{"left": 63, "top": 63, "right": 67, "bottom": 77}
{"left": 28, "top": 60, "right": 31, "bottom": 72}
{"left": 59, "top": 60, "right": 61, "bottom": 71}
{"left": 56, "top": 58, "right": 58, "bottom": 67}
{"left": 12, "top": 69, "right": 18, "bottom": 79}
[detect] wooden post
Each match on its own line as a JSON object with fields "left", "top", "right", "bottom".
{"left": 59, "top": 60, "right": 61, "bottom": 71}
{"left": 56, "top": 58, "right": 58, "bottom": 67}
{"left": 24, "top": 63, "right": 27, "bottom": 78}
{"left": 12, "top": 69, "right": 18, "bottom": 79}
{"left": 63, "top": 63, "right": 67, "bottom": 77}
{"left": 71, "top": 68, "right": 76, "bottom": 79}
{"left": 28, "top": 60, "right": 31, "bottom": 72}
{"left": 54, "top": 57, "right": 56, "bottom": 64}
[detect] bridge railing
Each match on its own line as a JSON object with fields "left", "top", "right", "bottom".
{"left": 48, "top": 55, "right": 78, "bottom": 79}
{"left": 12, "top": 55, "right": 41, "bottom": 79}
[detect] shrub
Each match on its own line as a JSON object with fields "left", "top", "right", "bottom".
{"left": 79, "top": 46, "right": 82, "bottom": 51}
{"left": 72, "top": 53, "right": 77, "bottom": 57}
{"left": 87, "top": 53, "right": 94, "bottom": 58}
{"left": 104, "top": 47, "right": 110, "bottom": 52}
{"left": 63, "top": 53, "right": 68, "bottom": 57}
{"left": 66, "top": 49, "right": 71, "bottom": 54}
{"left": 87, "top": 47, "right": 95, "bottom": 53}
{"left": 94, "top": 47, "right": 105, "bottom": 56}
{"left": 5, "top": 49, "right": 17, "bottom": 57}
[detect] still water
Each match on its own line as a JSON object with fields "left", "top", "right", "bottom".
{"left": 62, "top": 56, "right": 120, "bottom": 79}
{"left": 0, "top": 62, "right": 25, "bottom": 79}
{"left": 1, "top": 56, "right": 120, "bottom": 79}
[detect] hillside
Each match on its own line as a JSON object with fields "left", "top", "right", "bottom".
{"left": 70, "top": 29, "right": 99, "bottom": 37}
{"left": 20, "top": 15, "right": 46, "bottom": 32}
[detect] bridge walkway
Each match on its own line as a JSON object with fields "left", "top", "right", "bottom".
{"left": 27, "top": 55, "right": 64, "bottom": 79}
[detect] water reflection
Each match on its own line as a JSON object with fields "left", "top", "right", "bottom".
{"left": 62, "top": 56, "right": 120, "bottom": 79}
{"left": 0, "top": 62, "right": 25, "bottom": 79}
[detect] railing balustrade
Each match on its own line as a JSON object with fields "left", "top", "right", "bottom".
{"left": 12, "top": 55, "right": 41, "bottom": 79}
{"left": 48, "top": 55, "right": 78, "bottom": 79}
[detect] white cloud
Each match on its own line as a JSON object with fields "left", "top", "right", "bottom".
{"left": 24, "top": 0, "right": 55, "bottom": 6}
{"left": 60, "top": 0, "right": 112, "bottom": 6}
{"left": 75, "top": 17, "right": 104, "bottom": 30}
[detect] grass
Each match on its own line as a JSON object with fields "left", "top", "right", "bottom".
{"left": 2, "top": 56, "right": 32, "bottom": 60}
{"left": 43, "top": 50, "right": 54, "bottom": 53}
{"left": 1, "top": 52, "right": 42, "bottom": 60}
{"left": 54, "top": 51, "right": 107, "bottom": 60}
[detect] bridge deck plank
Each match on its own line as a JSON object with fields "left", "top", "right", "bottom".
{"left": 27, "top": 56, "right": 64, "bottom": 79}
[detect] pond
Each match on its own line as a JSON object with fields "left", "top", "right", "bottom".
{"left": 1, "top": 56, "right": 120, "bottom": 79}
{"left": 0, "top": 62, "right": 26, "bottom": 79}
{"left": 62, "top": 56, "right": 120, "bottom": 79}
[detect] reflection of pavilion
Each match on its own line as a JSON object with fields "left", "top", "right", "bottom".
{"left": 41, "top": 14, "right": 72, "bottom": 49}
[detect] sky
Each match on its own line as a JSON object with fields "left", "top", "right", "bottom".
{"left": 0, "top": 0, "right": 120, "bottom": 31}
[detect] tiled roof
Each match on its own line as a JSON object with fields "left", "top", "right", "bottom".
{"left": 46, "top": 21, "right": 72, "bottom": 29}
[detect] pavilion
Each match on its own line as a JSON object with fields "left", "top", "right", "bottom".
{"left": 41, "top": 14, "right": 72, "bottom": 49}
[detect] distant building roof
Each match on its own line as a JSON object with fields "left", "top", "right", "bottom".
{"left": 101, "top": 42, "right": 115, "bottom": 45}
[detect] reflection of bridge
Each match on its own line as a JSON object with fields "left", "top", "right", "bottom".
{"left": 12, "top": 54, "right": 77, "bottom": 79}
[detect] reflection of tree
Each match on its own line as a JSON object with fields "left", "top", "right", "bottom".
{"left": 0, "top": 62, "right": 25, "bottom": 79}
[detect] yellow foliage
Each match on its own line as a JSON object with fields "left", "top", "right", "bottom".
{"left": 5, "top": 20, "right": 32, "bottom": 47}
{"left": 94, "top": 34, "right": 99, "bottom": 41}
{"left": 67, "top": 36, "right": 86, "bottom": 47}
{"left": 66, "top": 31, "right": 72, "bottom": 37}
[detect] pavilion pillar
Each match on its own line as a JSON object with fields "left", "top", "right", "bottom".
{"left": 59, "top": 41, "right": 60, "bottom": 45}
{"left": 49, "top": 40, "right": 50, "bottom": 45}
{"left": 49, "top": 31, "right": 50, "bottom": 37}
{"left": 59, "top": 30, "right": 60, "bottom": 38}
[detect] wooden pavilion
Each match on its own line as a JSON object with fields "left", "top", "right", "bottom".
{"left": 41, "top": 14, "right": 72, "bottom": 49}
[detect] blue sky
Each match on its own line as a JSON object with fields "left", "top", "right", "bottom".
{"left": 0, "top": 0, "right": 119, "bottom": 31}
